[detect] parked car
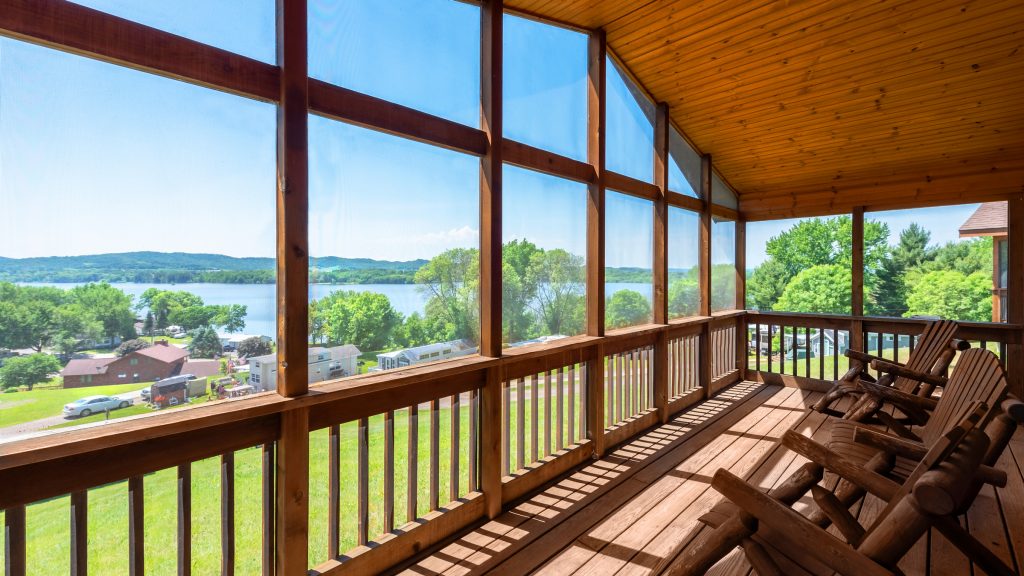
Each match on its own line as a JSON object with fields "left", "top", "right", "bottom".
{"left": 63, "top": 395, "right": 131, "bottom": 418}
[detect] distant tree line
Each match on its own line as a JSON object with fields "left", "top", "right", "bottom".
{"left": 747, "top": 217, "right": 993, "bottom": 321}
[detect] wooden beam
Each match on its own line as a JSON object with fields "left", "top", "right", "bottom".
{"left": 1007, "top": 199, "right": 1024, "bottom": 397}
{"left": 654, "top": 102, "right": 670, "bottom": 423}
{"left": 276, "top": 0, "right": 309, "bottom": 398}
{"left": 666, "top": 191, "right": 704, "bottom": 213}
{"left": 699, "top": 154, "right": 712, "bottom": 317}
{"left": 851, "top": 207, "right": 864, "bottom": 317}
{"left": 0, "top": 0, "right": 279, "bottom": 102}
{"left": 480, "top": 0, "right": 503, "bottom": 357}
{"left": 736, "top": 222, "right": 747, "bottom": 380}
{"left": 587, "top": 30, "right": 607, "bottom": 336}
{"left": 310, "top": 80, "right": 488, "bottom": 156}
{"left": 501, "top": 139, "right": 595, "bottom": 183}
{"left": 275, "top": 409, "right": 308, "bottom": 576}
{"left": 605, "top": 170, "right": 660, "bottom": 201}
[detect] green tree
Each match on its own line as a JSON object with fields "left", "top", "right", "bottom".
{"left": 115, "top": 339, "right": 151, "bottom": 357}
{"left": 775, "top": 265, "right": 852, "bottom": 314}
{"left": 530, "top": 248, "right": 585, "bottom": 337}
{"left": 396, "top": 312, "right": 432, "bottom": 348}
{"left": 236, "top": 337, "right": 273, "bottom": 359}
{"left": 210, "top": 304, "right": 247, "bottom": 333}
{"left": 312, "top": 291, "right": 402, "bottom": 351}
{"left": 606, "top": 290, "right": 651, "bottom": 329}
{"left": 893, "top": 223, "right": 932, "bottom": 270}
{"left": 0, "top": 284, "right": 66, "bottom": 351}
{"left": 904, "top": 270, "right": 992, "bottom": 321}
{"left": 143, "top": 311, "right": 155, "bottom": 339}
{"left": 188, "top": 326, "right": 223, "bottom": 358}
{"left": 0, "top": 353, "right": 61, "bottom": 390}
{"left": 503, "top": 240, "right": 543, "bottom": 344}
{"left": 668, "top": 277, "right": 699, "bottom": 317}
{"left": 415, "top": 248, "right": 479, "bottom": 344}
{"left": 68, "top": 283, "right": 136, "bottom": 342}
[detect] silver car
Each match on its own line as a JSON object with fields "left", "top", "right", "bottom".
{"left": 62, "top": 395, "right": 131, "bottom": 418}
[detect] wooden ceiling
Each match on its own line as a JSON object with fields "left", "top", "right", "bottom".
{"left": 507, "top": 0, "right": 1024, "bottom": 219}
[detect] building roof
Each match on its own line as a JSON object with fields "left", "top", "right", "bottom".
{"left": 135, "top": 342, "right": 190, "bottom": 363}
{"left": 959, "top": 202, "right": 1008, "bottom": 238}
{"left": 377, "top": 340, "right": 474, "bottom": 360}
{"left": 328, "top": 344, "right": 361, "bottom": 358}
{"left": 181, "top": 360, "right": 221, "bottom": 379}
{"left": 61, "top": 358, "right": 112, "bottom": 377}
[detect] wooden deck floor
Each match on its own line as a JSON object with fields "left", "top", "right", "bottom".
{"left": 396, "top": 382, "right": 1024, "bottom": 575}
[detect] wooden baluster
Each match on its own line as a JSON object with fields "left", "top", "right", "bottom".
{"left": 5, "top": 505, "right": 26, "bottom": 576}
{"left": 429, "top": 401, "right": 440, "bottom": 510}
{"left": 804, "top": 326, "right": 811, "bottom": 378}
{"left": 70, "top": 490, "right": 87, "bottom": 576}
{"left": 178, "top": 463, "right": 191, "bottom": 576}
{"left": 909, "top": 332, "right": 916, "bottom": 355}
{"left": 981, "top": 340, "right": 989, "bottom": 355}
{"left": 449, "top": 397, "right": 459, "bottom": 502}
{"left": 221, "top": 452, "right": 235, "bottom": 576}
{"left": 568, "top": 364, "right": 577, "bottom": 444}
{"left": 530, "top": 374, "right": 538, "bottom": 464}
{"left": 578, "top": 363, "right": 587, "bottom": 441}
{"left": 408, "top": 405, "right": 419, "bottom": 520}
{"left": 468, "top": 391, "right": 478, "bottom": 493}
{"left": 358, "top": 416, "right": 370, "bottom": 545}
{"left": 385, "top": 410, "right": 395, "bottom": 531}
{"left": 503, "top": 380, "right": 511, "bottom": 476}
{"left": 328, "top": 424, "right": 340, "bottom": 558}
{"left": 625, "top": 351, "right": 633, "bottom": 417}
{"left": 767, "top": 325, "right": 773, "bottom": 373}
{"left": 261, "top": 443, "right": 274, "bottom": 576}
{"left": 833, "top": 329, "right": 840, "bottom": 379}
{"left": 544, "top": 370, "right": 552, "bottom": 457}
{"left": 516, "top": 375, "right": 526, "bottom": 471}
{"left": 605, "top": 355, "right": 612, "bottom": 427}
{"left": 618, "top": 353, "right": 625, "bottom": 422}
{"left": 754, "top": 323, "right": 760, "bottom": 373}
{"left": 129, "top": 476, "right": 144, "bottom": 576}
{"left": 876, "top": 332, "right": 883, "bottom": 378}
{"left": 556, "top": 366, "right": 565, "bottom": 450}
{"left": 818, "top": 327, "right": 825, "bottom": 380}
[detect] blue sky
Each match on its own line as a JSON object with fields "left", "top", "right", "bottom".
{"left": 0, "top": 1, "right": 982, "bottom": 268}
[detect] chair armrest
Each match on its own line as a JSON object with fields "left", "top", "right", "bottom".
{"left": 870, "top": 359, "right": 947, "bottom": 388}
{"left": 856, "top": 380, "right": 938, "bottom": 414}
{"left": 852, "top": 425, "right": 927, "bottom": 460}
{"left": 781, "top": 430, "right": 901, "bottom": 501}
{"left": 710, "top": 469, "right": 893, "bottom": 576}
{"left": 846, "top": 348, "right": 905, "bottom": 367}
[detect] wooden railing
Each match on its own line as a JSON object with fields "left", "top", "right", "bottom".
{"left": 4, "top": 310, "right": 1013, "bottom": 575}
{"left": 746, "top": 311, "right": 1022, "bottom": 390}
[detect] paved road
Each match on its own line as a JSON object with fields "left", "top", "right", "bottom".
{"left": 0, "top": 390, "right": 142, "bottom": 441}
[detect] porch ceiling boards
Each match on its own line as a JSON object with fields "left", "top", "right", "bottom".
{"left": 508, "top": 0, "right": 1024, "bottom": 219}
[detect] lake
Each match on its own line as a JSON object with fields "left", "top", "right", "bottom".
{"left": 23, "top": 282, "right": 653, "bottom": 338}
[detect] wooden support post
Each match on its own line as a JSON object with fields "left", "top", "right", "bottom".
{"left": 481, "top": 366, "right": 503, "bottom": 518}
{"left": 480, "top": 0, "right": 502, "bottom": 358}
{"left": 276, "top": 409, "right": 308, "bottom": 576}
{"left": 851, "top": 207, "right": 865, "bottom": 352}
{"left": 736, "top": 221, "right": 747, "bottom": 379}
{"left": 1007, "top": 199, "right": 1024, "bottom": 397}
{"left": 587, "top": 30, "right": 606, "bottom": 337}
{"left": 699, "top": 154, "right": 712, "bottom": 398}
{"left": 276, "top": 0, "right": 309, "bottom": 398}
{"left": 70, "top": 491, "right": 87, "bottom": 576}
{"left": 129, "top": 476, "right": 144, "bottom": 576}
{"left": 4, "top": 505, "right": 26, "bottom": 576}
{"left": 653, "top": 102, "right": 670, "bottom": 422}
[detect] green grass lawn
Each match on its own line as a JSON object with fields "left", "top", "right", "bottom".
{"left": 0, "top": 382, "right": 588, "bottom": 575}
{"left": 0, "top": 383, "right": 152, "bottom": 428}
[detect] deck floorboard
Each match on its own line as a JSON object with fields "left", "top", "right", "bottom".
{"left": 395, "top": 382, "right": 1024, "bottom": 575}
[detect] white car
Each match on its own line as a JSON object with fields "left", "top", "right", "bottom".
{"left": 62, "top": 395, "right": 131, "bottom": 418}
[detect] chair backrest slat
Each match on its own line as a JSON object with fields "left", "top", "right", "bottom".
{"left": 921, "top": 348, "right": 1008, "bottom": 446}
{"left": 893, "top": 320, "right": 959, "bottom": 393}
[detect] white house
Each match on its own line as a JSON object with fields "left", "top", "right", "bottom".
{"left": 248, "top": 344, "right": 361, "bottom": 391}
{"left": 750, "top": 326, "right": 850, "bottom": 359}
{"left": 375, "top": 339, "right": 477, "bottom": 371}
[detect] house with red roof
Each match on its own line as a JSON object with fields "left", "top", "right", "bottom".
{"left": 61, "top": 340, "right": 197, "bottom": 388}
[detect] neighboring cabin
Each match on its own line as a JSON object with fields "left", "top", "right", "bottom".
{"left": 375, "top": 340, "right": 477, "bottom": 371}
{"left": 60, "top": 340, "right": 211, "bottom": 388}
{"left": 248, "top": 345, "right": 361, "bottom": 392}
{"left": 959, "top": 201, "right": 1009, "bottom": 322}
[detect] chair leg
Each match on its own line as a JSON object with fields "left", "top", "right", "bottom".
{"left": 740, "top": 539, "right": 783, "bottom": 576}
{"left": 666, "top": 514, "right": 756, "bottom": 576}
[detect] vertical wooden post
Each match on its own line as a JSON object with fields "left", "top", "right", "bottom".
{"left": 275, "top": 1, "right": 309, "bottom": 573}
{"left": 1006, "top": 199, "right": 1024, "bottom": 397}
{"left": 587, "top": 30, "right": 607, "bottom": 456}
{"left": 276, "top": 0, "right": 309, "bottom": 398}
{"left": 735, "top": 220, "right": 747, "bottom": 380}
{"left": 129, "top": 476, "right": 144, "bottom": 576}
{"left": 4, "top": 505, "right": 26, "bottom": 576}
{"left": 481, "top": 366, "right": 503, "bottom": 518}
{"left": 480, "top": 0, "right": 503, "bottom": 358}
{"left": 653, "top": 102, "right": 670, "bottom": 422}
{"left": 70, "top": 491, "right": 87, "bottom": 576}
{"left": 276, "top": 410, "right": 308, "bottom": 576}
{"left": 699, "top": 154, "right": 712, "bottom": 398}
{"left": 851, "top": 207, "right": 865, "bottom": 352}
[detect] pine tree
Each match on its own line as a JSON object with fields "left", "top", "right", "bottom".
{"left": 894, "top": 223, "right": 932, "bottom": 270}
